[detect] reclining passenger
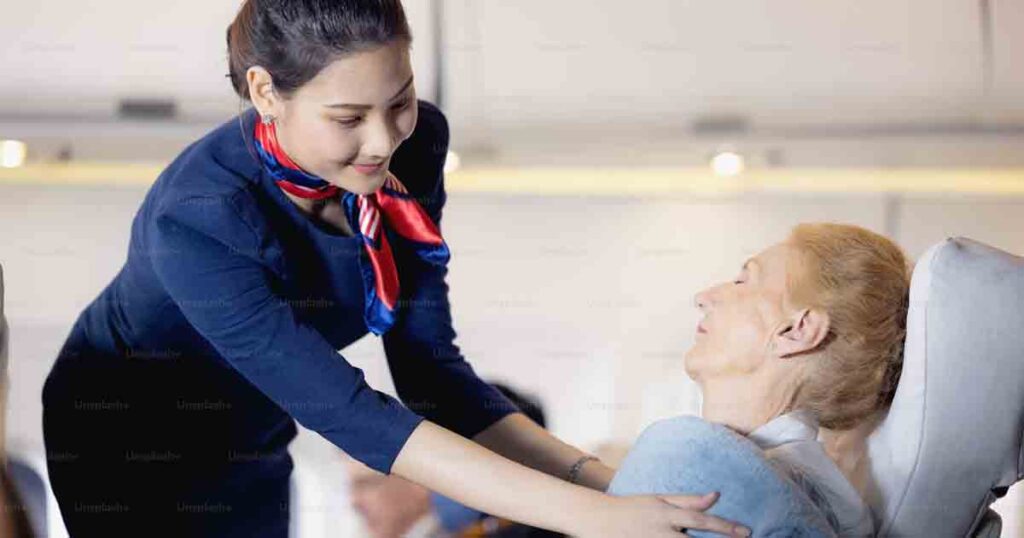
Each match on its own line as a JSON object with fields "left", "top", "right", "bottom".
{"left": 609, "top": 223, "right": 910, "bottom": 537}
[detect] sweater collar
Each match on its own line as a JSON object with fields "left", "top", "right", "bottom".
{"left": 747, "top": 410, "right": 820, "bottom": 450}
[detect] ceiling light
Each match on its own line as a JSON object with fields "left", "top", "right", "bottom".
{"left": 444, "top": 150, "right": 461, "bottom": 174}
{"left": 0, "top": 140, "right": 28, "bottom": 168}
{"left": 710, "top": 151, "right": 745, "bottom": 177}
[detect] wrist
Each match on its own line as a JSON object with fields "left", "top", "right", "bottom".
{"left": 586, "top": 461, "right": 616, "bottom": 491}
{"left": 563, "top": 487, "right": 616, "bottom": 536}
{"left": 572, "top": 457, "right": 616, "bottom": 492}
{"left": 567, "top": 455, "right": 599, "bottom": 484}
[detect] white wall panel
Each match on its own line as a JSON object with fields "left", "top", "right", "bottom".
{"left": 991, "top": 0, "right": 1024, "bottom": 120}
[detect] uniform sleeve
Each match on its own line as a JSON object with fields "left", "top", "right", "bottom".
{"left": 382, "top": 102, "right": 521, "bottom": 439}
{"left": 149, "top": 191, "right": 424, "bottom": 474}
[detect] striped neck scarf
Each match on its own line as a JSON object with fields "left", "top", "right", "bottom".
{"left": 254, "top": 117, "right": 450, "bottom": 335}
{"left": 253, "top": 117, "right": 340, "bottom": 201}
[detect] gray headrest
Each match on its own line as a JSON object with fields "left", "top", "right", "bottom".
{"left": 865, "top": 238, "right": 1024, "bottom": 536}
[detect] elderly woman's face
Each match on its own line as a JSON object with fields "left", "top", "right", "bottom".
{"left": 685, "top": 242, "right": 798, "bottom": 382}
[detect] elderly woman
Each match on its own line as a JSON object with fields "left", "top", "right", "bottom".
{"left": 608, "top": 223, "right": 911, "bottom": 537}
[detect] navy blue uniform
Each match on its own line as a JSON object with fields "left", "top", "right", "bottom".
{"left": 42, "top": 102, "right": 517, "bottom": 537}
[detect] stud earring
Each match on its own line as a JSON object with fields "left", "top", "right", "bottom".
{"left": 261, "top": 114, "right": 276, "bottom": 125}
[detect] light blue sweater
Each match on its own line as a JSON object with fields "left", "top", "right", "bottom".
{"left": 608, "top": 413, "right": 874, "bottom": 537}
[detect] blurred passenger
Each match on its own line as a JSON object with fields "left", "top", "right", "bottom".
{"left": 1, "top": 264, "right": 34, "bottom": 538}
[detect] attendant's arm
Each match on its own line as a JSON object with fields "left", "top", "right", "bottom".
{"left": 150, "top": 192, "right": 424, "bottom": 472}
{"left": 474, "top": 413, "right": 616, "bottom": 491}
{"left": 393, "top": 420, "right": 748, "bottom": 538}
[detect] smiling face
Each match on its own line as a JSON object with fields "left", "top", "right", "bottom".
{"left": 247, "top": 40, "right": 418, "bottom": 195}
{"left": 685, "top": 242, "right": 805, "bottom": 383}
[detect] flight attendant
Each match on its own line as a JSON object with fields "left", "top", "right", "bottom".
{"left": 41, "top": 1, "right": 749, "bottom": 537}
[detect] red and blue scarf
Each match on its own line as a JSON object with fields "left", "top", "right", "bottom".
{"left": 254, "top": 118, "right": 450, "bottom": 335}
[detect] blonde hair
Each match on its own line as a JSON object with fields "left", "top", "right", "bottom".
{"left": 787, "top": 223, "right": 911, "bottom": 430}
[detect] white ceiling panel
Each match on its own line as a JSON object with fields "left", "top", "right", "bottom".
{"left": 1, "top": 0, "right": 438, "bottom": 118}
{"left": 452, "top": 0, "right": 987, "bottom": 127}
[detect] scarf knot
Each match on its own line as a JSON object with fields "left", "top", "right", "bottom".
{"left": 253, "top": 117, "right": 449, "bottom": 335}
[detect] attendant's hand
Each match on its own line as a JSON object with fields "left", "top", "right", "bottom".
{"left": 574, "top": 492, "right": 751, "bottom": 538}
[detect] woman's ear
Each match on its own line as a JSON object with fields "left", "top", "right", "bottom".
{"left": 771, "top": 308, "right": 831, "bottom": 359}
{"left": 247, "top": 66, "right": 281, "bottom": 118}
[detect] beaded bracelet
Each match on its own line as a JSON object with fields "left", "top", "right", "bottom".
{"left": 567, "top": 455, "right": 600, "bottom": 484}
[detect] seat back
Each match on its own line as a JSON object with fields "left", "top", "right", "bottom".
{"left": 864, "top": 238, "right": 1024, "bottom": 536}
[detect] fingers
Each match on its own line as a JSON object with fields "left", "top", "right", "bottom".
{"left": 671, "top": 510, "right": 750, "bottom": 537}
{"left": 661, "top": 494, "right": 751, "bottom": 537}
{"left": 660, "top": 491, "right": 719, "bottom": 510}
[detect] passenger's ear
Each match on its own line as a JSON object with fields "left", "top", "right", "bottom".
{"left": 771, "top": 308, "right": 830, "bottom": 359}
